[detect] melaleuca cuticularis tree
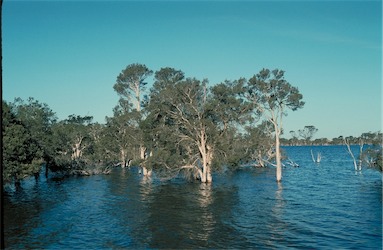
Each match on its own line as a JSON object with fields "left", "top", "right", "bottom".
{"left": 246, "top": 69, "right": 304, "bottom": 182}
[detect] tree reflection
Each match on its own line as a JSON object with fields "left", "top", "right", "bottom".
{"left": 196, "top": 183, "right": 215, "bottom": 242}
{"left": 268, "top": 182, "right": 287, "bottom": 246}
{"left": 144, "top": 180, "right": 239, "bottom": 249}
{"left": 139, "top": 174, "right": 153, "bottom": 204}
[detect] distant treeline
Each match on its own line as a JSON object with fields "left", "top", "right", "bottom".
{"left": 281, "top": 132, "right": 382, "bottom": 146}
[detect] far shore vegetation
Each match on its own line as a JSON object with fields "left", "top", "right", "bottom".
{"left": 2, "top": 64, "right": 382, "bottom": 187}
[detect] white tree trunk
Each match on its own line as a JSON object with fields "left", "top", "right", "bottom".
{"left": 140, "top": 145, "right": 151, "bottom": 176}
{"left": 344, "top": 138, "right": 358, "bottom": 171}
{"left": 71, "top": 137, "right": 83, "bottom": 160}
{"left": 135, "top": 81, "right": 141, "bottom": 112}
{"left": 358, "top": 141, "right": 364, "bottom": 171}
{"left": 120, "top": 148, "right": 127, "bottom": 168}
{"left": 198, "top": 130, "right": 213, "bottom": 183}
{"left": 275, "top": 132, "right": 282, "bottom": 182}
{"left": 270, "top": 110, "right": 282, "bottom": 182}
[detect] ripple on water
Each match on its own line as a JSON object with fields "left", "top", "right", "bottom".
{"left": 4, "top": 146, "right": 382, "bottom": 249}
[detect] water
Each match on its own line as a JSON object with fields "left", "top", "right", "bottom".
{"left": 3, "top": 146, "right": 382, "bottom": 249}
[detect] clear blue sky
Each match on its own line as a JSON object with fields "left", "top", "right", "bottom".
{"left": 3, "top": 0, "right": 382, "bottom": 139}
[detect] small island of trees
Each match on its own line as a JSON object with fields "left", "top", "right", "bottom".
{"left": 2, "top": 64, "right": 382, "bottom": 187}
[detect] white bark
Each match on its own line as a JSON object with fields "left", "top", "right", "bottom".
{"left": 198, "top": 130, "right": 213, "bottom": 183}
{"left": 311, "top": 150, "right": 321, "bottom": 163}
{"left": 344, "top": 138, "right": 359, "bottom": 171}
{"left": 271, "top": 111, "right": 282, "bottom": 182}
{"left": 358, "top": 140, "right": 364, "bottom": 171}
{"left": 275, "top": 130, "right": 282, "bottom": 182}
{"left": 120, "top": 148, "right": 127, "bottom": 168}
{"left": 140, "top": 145, "right": 152, "bottom": 176}
{"left": 71, "top": 136, "right": 84, "bottom": 160}
{"left": 134, "top": 80, "right": 141, "bottom": 112}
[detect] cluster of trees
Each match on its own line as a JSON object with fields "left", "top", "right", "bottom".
{"left": 109, "top": 64, "right": 305, "bottom": 183}
{"left": 3, "top": 63, "right": 381, "bottom": 187}
{"left": 3, "top": 64, "right": 305, "bottom": 185}
{"left": 2, "top": 98, "right": 111, "bottom": 187}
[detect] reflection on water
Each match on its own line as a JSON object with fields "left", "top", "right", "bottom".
{"left": 3, "top": 146, "right": 383, "bottom": 249}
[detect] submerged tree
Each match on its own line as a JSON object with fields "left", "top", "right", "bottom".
{"left": 344, "top": 132, "right": 382, "bottom": 172}
{"left": 2, "top": 101, "right": 43, "bottom": 186}
{"left": 246, "top": 69, "right": 304, "bottom": 182}
{"left": 104, "top": 110, "right": 142, "bottom": 168}
{"left": 10, "top": 97, "right": 57, "bottom": 177}
{"left": 50, "top": 115, "right": 103, "bottom": 175}
{"left": 113, "top": 63, "right": 153, "bottom": 175}
{"left": 243, "top": 121, "right": 275, "bottom": 167}
{"left": 145, "top": 68, "right": 250, "bottom": 182}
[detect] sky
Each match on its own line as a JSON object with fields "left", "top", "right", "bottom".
{"left": 2, "top": 0, "right": 382, "bottom": 139}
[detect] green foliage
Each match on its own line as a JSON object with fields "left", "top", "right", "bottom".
{"left": 49, "top": 115, "right": 97, "bottom": 171}
{"left": 10, "top": 97, "right": 57, "bottom": 165}
{"left": 247, "top": 69, "right": 305, "bottom": 114}
{"left": 144, "top": 69, "right": 252, "bottom": 180}
{"left": 114, "top": 63, "right": 153, "bottom": 112}
{"left": 104, "top": 111, "right": 143, "bottom": 167}
{"left": 2, "top": 101, "right": 43, "bottom": 184}
{"left": 145, "top": 76, "right": 211, "bottom": 176}
{"left": 242, "top": 121, "right": 275, "bottom": 167}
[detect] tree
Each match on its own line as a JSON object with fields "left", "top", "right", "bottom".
{"left": 243, "top": 121, "right": 275, "bottom": 167}
{"left": 145, "top": 69, "right": 250, "bottom": 182}
{"left": 50, "top": 115, "right": 101, "bottom": 175}
{"left": 2, "top": 101, "right": 42, "bottom": 186}
{"left": 246, "top": 69, "right": 304, "bottom": 182}
{"left": 344, "top": 136, "right": 362, "bottom": 171}
{"left": 113, "top": 63, "right": 153, "bottom": 175}
{"left": 104, "top": 111, "right": 142, "bottom": 168}
{"left": 298, "top": 125, "right": 318, "bottom": 145}
{"left": 114, "top": 63, "right": 153, "bottom": 112}
{"left": 206, "top": 78, "right": 253, "bottom": 170}
{"left": 10, "top": 97, "right": 57, "bottom": 177}
{"left": 146, "top": 76, "right": 213, "bottom": 182}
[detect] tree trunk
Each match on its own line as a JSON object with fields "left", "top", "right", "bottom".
{"left": 344, "top": 138, "right": 358, "bottom": 171}
{"left": 120, "top": 148, "right": 127, "bottom": 168}
{"left": 206, "top": 165, "right": 212, "bottom": 183}
{"left": 206, "top": 145, "right": 213, "bottom": 183}
{"left": 135, "top": 82, "right": 141, "bottom": 112}
{"left": 201, "top": 169, "right": 207, "bottom": 183}
{"left": 198, "top": 131, "right": 213, "bottom": 183}
{"left": 358, "top": 141, "right": 364, "bottom": 171}
{"left": 275, "top": 126, "right": 282, "bottom": 182}
{"left": 140, "top": 145, "right": 151, "bottom": 176}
